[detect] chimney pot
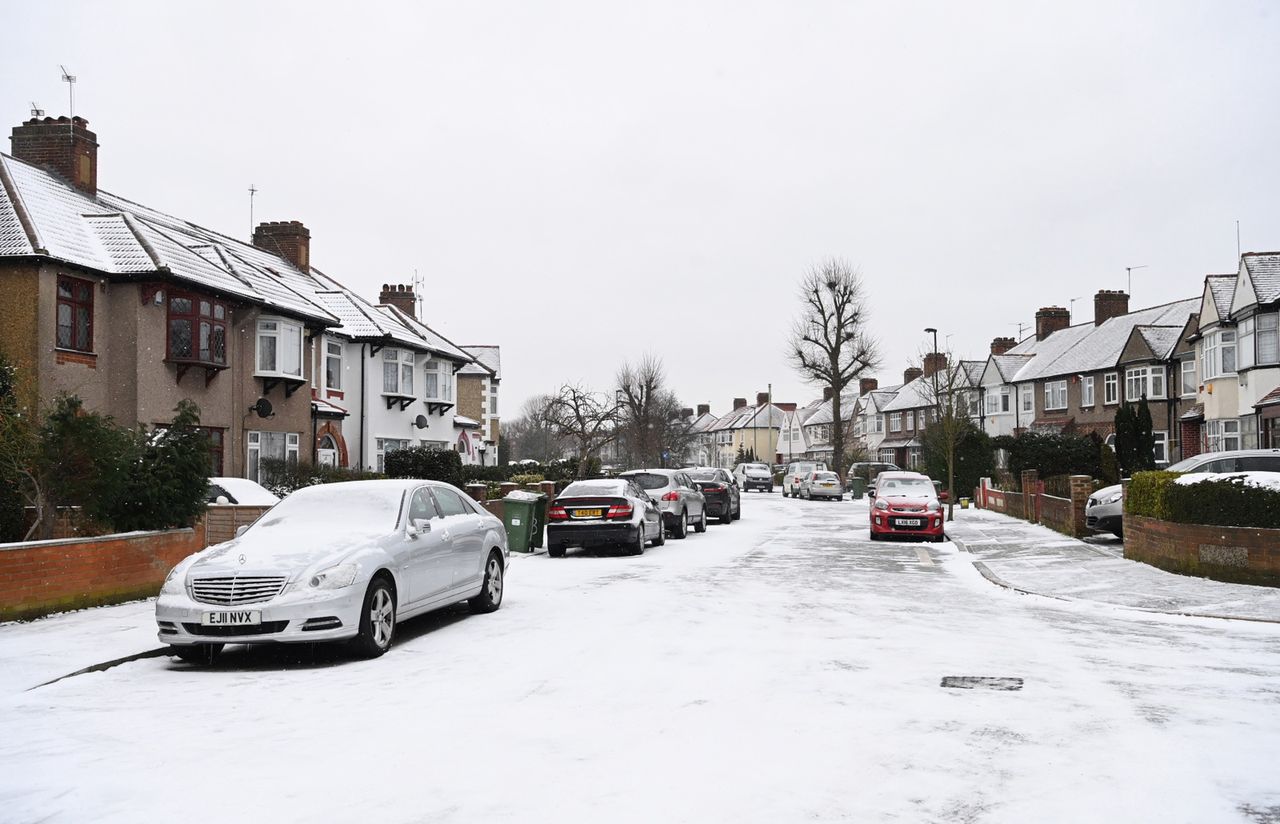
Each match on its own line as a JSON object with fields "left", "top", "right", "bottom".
{"left": 859, "top": 377, "right": 879, "bottom": 395}
{"left": 990, "top": 337, "right": 1016, "bottom": 355}
{"left": 756, "top": 391, "right": 770, "bottom": 406}
{"left": 10, "top": 115, "right": 99, "bottom": 195}
{"left": 822, "top": 387, "right": 834, "bottom": 402}
{"left": 696, "top": 403, "right": 710, "bottom": 417}
{"left": 1093, "top": 290, "right": 1130, "bottom": 326}
{"left": 923, "top": 352, "right": 948, "bottom": 379}
{"left": 680, "top": 407, "right": 693, "bottom": 419}
{"left": 379, "top": 283, "right": 417, "bottom": 318}
{"left": 1035, "top": 306, "right": 1071, "bottom": 341}
{"left": 733, "top": 397, "right": 748, "bottom": 410}
{"left": 904, "top": 366, "right": 924, "bottom": 384}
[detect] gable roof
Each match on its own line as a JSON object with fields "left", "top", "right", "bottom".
{"left": 1206, "top": 274, "right": 1236, "bottom": 322}
{"left": 987, "top": 354, "right": 1035, "bottom": 383}
{"left": 460, "top": 346, "right": 501, "bottom": 379}
{"left": 1242, "top": 252, "right": 1280, "bottom": 306}
{"left": 1135, "top": 325, "right": 1182, "bottom": 359}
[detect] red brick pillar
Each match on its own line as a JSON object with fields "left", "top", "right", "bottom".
{"left": 465, "top": 483, "right": 487, "bottom": 501}
{"left": 539, "top": 481, "right": 557, "bottom": 499}
{"left": 498, "top": 482, "right": 518, "bottom": 497}
{"left": 1021, "top": 470, "right": 1040, "bottom": 523}
{"left": 1069, "top": 475, "right": 1092, "bottom": 537}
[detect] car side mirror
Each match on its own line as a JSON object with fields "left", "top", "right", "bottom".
{"left": 234, "top": 525, "right": 249, "bottom": 538}
{"left": 407, "top": 518, "right": 431, "bottom": 539}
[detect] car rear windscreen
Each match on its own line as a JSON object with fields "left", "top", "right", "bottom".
{"left": 687, "top": 470, "right": 717, "bottom": 481}
{"left": 813, "top": 472, "right": 839, "bottom": 481}
{"left": 624, "top": 473, "right": 670, "bottom": 490}
{"left": 561, "top": 482, "right": 623, "bottom": 497}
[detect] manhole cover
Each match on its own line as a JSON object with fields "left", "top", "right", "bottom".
{"left": 941, "top": 676, "right": 1023, "bottom": 691}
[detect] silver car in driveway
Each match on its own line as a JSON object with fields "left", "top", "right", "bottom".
{"left": 619, "top": 469, "right": 707, "bottom": 539}
{"left": 1086, "top": 448, "right": 1280, "bottom": 537}
{"left": 798, "top": 470, "right": 844, "bottom": 500}
{"left": 156, "top": 479, "right": 509, "bottom": 663}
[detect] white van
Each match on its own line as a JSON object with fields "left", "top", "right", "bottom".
{"left": 782, "top": 461, "right": 828, "bottom": 497}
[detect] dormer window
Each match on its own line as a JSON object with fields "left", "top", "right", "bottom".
{"left": 256, "top": 317, "right": 303, "bottom": 378}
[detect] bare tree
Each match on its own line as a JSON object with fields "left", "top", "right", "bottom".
{"left": 917, "top": 352, "right": 976, "bottom": 521}
{"left": 541, "top": 384, "right": 621, "bottom": 478}
{"left": 504, "top": 394, "right": 565, "bottom": 463}
{"left": 788, "top": 259, "right": 879, "bottom": 480}
{"left": 615, "top": 355, "right": 693, "bottom": 467}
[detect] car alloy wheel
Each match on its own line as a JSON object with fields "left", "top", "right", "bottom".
{"left": 632, "top": 523, "right": 646, "bottom": 555}
{"left": 470, "top": 552, "right": 505, "bottom": 613}
{"left": 354, "top": 577, "right": 396, "bottom": 658}
{"left": 672, "top": 510, "right": 688, "bottom": 539}
{"left": 695, "top": 508, "right": 707, "bottom": 533}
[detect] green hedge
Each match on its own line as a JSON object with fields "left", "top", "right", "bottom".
{"left": 384, "top": 447, "right": 464, "bottom": 487}
{"left": 1127, "top": 470, "right": 1280, "bottom": 529}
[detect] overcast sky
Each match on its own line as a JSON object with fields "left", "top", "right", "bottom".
{"left": 6, "top": 1, "right": 1280, "bottom": 418}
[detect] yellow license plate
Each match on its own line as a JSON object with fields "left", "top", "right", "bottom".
{"left": 574, "top": 508, "right": 603, "bottom": 518}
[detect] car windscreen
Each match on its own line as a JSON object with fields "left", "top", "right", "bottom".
{"left": 623, "top": 473, "right": 670, "bottom": 490}
{"left": 254, "top": 485, "right": 404, "bottom": 531}
{"left": 561, "top": 482, "right": 624, "bottom": 497}
{"left": 878, "top": 479, "right": 935, "bottom": 497}
{"left": 746, "top": 464, "right": 770, "bottom": 472}
{"left": 687, "top": 470, "right": 717, "bottom": 481}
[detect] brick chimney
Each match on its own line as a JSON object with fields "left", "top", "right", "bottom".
{"left": 696, "top": 404, "right": 710, "bottom": 417}
{"left": 859, "top": 377, "right": 879, "bottom": 394}
{"left": 823, "top": 387, "right": 834, "bottom": 402}
{"left": 1035, "top": 307, "right": 1070, "bottom": 341}
{"left": 1094, "top": 290, "right": 1130, "bottom": 326}
{"left": 378, "top": 283, "right": 417, "bottom": 318}
{"left": 777, "top": 402, "right": 797, "bottom": 412}
{"left": 680, "top": 407, "right": 693, "bottom": 419}
{"left": 756, "top": 391, "right": 771, "bottom": 406}
{"left": 904, "top": 366, "right": 924, "bottom": 384}
{"left": 990, "top": 337, "right": 1016, "bottom": 355}
{"left": 253, "top": 221, "right": 311, "bottom": 271}
{"left": 10, "top": 116, "right": 99, "bottom": 195}
{"left": 733, "top": 397, "right": 748, "bottom": 410}
{"left": 923, "top": 352, "right": 948, "bottom": 378}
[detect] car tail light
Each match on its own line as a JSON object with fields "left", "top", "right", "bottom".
{"left": 702, "top": 484, "right": 724, "bottom": 494}
{"left": 606, "top": 504, "right": 634, "bottom": 519}
{"left": 661, "top": 491, "right": 680, "bottom": 502}
{"left": 547, "top": 505, "right": 568, "bottom": 521}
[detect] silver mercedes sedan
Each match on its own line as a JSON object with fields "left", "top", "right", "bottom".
{"left": 156, "top": 479, "right": 509, "bottom": 663}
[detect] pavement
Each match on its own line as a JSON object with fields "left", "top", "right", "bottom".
{"left": 945, "top": 506, "right": 1280, "bottom": 623}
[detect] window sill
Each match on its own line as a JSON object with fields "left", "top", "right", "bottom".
{"left": 166, "top": 357, "right": 228, "bottom": 370}
{"left": 256, "top": 372, "right": 305, "bottom": 381}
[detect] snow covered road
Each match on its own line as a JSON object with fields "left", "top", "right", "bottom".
{"left": 2, "top": 493, "right": 1279, "bottom": 823}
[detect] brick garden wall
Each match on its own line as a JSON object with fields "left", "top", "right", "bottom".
{"left": 0, "top": 527, "right": 204, "bottom": 621}
{"left": 1125, "top": 514, "right": 1280, "bottom": 587}
{"left": 976, "top": 472, "right": 1091, "bottom": 538}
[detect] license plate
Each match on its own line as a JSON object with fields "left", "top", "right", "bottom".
{"left": 201, "top": 610, "right": 261, "bottom": 627}
{"left": 896, "top": 518, "right": 922, "bottom": 528}
{"left": 573, "top": 508, "right": 603, "bottom": 518}
{"left": 820, "top": 483, "right": 835, "bottom": 487}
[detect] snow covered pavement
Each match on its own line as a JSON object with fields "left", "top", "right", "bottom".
{"left": 2, "top": 494, "right": 1280, "bottom": 823}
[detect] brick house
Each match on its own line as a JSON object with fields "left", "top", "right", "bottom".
{"left": 456, "top": 345, "right": 501, "bottom": 466}
{"left": 877, "top": 355, "right": 982, "bottom": 469}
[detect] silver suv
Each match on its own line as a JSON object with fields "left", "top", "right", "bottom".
{"left": 1086, "top": 448, "right": 1280, "bottom": 538}
{"left": 619, "top": 469, "right": 708, "bottom": 539}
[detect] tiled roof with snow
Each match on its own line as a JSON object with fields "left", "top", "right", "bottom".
{"left": 880, "top": 376, "right": 933, "bottom": 412}
{"left": 1009, "top": 298, "right": 1198, "bottom": 382}
{"left": 463, "top": 346, "right": 501, "bottom": 379}
{"left": 1206, "top": 275, "right": 1235, "bottom": 320}
{"left": 1135, "top": 325, "right": 1182, "bottom": 360}
{"left": 689, "top": 412, "right": 720, "bottom": 434}
{"left": 385, "top": 305, "right": 472, "bottom": 362}
{"left": 1243, "top": 253, "right": 1280, "bottom": 305}
{"left": 990, "top": 354, "right": 1034, "bottom": 383}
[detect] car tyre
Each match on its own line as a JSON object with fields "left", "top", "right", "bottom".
{"left": 694, "top": 509, "right": 707, "bottom": 533}
{"left": 719, "top": 505, "right": 732, "bottom": 525}
{"left": 469, "top": 551, "right": 504, "bottom": 614}
{"left": 548, "top": 544, "right": 566, "bottom": 558}
{"left": 173, "top": 643, "right": 223, "bottom": 665}
{"left": 732, "top": 501, "right": 742, "bottom": 521}
{"left": 353, "top": 576, "right": 397, "bottom": 659}
{"left": 630, "top": 524, "right": 646, "bottom": 555}
{"left": 653, "top": 521, "right": 665, "bottom": 546}
{"left": 672, "top": 510, "right": 688, "bottom": 540}
{"left": 869, "top": 531, "right": 881, "bottom": 541}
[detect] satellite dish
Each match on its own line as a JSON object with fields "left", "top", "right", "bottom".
{"left": 414, "top": 414, "right": 429, "bottom": 429}
{"left": 251, "top": 398, "right": 274, "bottom": 418}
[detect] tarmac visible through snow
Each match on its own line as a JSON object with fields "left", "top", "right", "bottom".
{"left": 2, "top": 493, "right": 1279, "bottom": 823}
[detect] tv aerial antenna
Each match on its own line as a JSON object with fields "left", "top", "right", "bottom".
{"left": 29, "top": 101, "right": 44, "bottom": 117}
{"left": 1125, "top": 265, "right": 1147, "bottom": 295}
{"left": 60, "top": 65, "right": 76, "bottom": 120}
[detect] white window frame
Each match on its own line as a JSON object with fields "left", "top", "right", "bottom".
{"left": 1259, "top": 312, "right": 1279, "bottom": 365}
{"left": 325, "top": 339, "right": 343, "bottom": 392}
{"left": 1104, "top": 372, "right": 1119, "bottom": 405}
{"left": 1206, "top": 419, "right": 1240, "bottom": 452}
{"left": 1180, "top": 359, "right": 1196, "bottom": 397}
{"left": 424, "top": 358, "right": 453, "bottom": 403}
{"left": 1203, "top": 330, "right": 1237, "bottom": 379}
{"left": 382, "top": 349, "right": 416, "bottom": 397}
{"left": 888, "top": 412, "right": 902, "bottom": 433}
{"left": 1020, "top": 386, "right": 1033, "bottom": 414}
{"left": 1044, "top": 380, "right": 1067, "bottom": 411}
{"left": 1152, "top": 431, "right": 1169, "bottom": 465}
{"left": 875, "top": 415, "right": 884, "bottom": 433}
{"left": 1124, "top": 366, "right": 1165, "bottom": 401}
{"left": 1081, "top": 375, "right": 1095, "bottom": 407}
{"left": 1239, "top": 317, "right": 1256, "bottom": 371}
{"left": 985, "top": 391, "right": 1001, "bottom": 416}
{"left": 246, "top": 431, "right": 299, "bottom": 483}
{"left": 255, "top": 317, "right": 304, "bottom": 379}
{"left": 375, "top": 437, "right": 411, "bottom": 473}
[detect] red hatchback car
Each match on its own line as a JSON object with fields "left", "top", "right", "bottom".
{"left": 869, "top": 471, "right": 945, "bottom": 542}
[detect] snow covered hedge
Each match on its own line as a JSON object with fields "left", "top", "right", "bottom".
{"left": 1127, "top": 470, "right": 1280, "bottom": 529}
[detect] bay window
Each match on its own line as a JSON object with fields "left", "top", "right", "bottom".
{"left": 1044, "top": 380, "right": 1067, "bottom": 411}
{"left": 382, "top": 349, "right": 415, "bottom": 396}
{"left": 1104, "top": 373, "right": 1119, "bottom": 405}
{"left": 1259, "top": 313, "right": 1279, "bottom": 364}
{"left": 168, "top": 291, "right": 228, "bottom": 366}
{"left": 1239, "top": 318, "right": 1256, "bottom": 370}
{"left": 56, "top": 275, "right": 94, "bottom": 352}
{"left": 246, "top": 431, "right": 299, "bottom": 483}
{"left": 1081, "top": 376, "right": 1095, "bottom": 407}
{"left": 1125, "top": 366, "right": 1165, "bottom": 400}
{"left": 1205, "top": 419, "right": 1240, "bottom": 452}
{"left": 424, "top": 359, "right": 453, "bottom": 402}
{"left": 256, "top": 318, "right": 303, "bottom": 378}
{"left": 325, "top": 340, "right": 343, "bottom": 391}
{"left": 1201, "top": 330, "right": 1237, "bottom": 379}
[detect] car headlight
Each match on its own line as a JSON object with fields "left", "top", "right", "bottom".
{"left": 1104, "top": 492, "right": 1124, "bottom": 505}
{"left": 874, "top": 499, "right": 888, "bottom": 511}
{"left": 309, "top": 563, "right": 359, "bottom": 590}
{"left": 926, "top": 500, "right": 940, "bottom": 512}
{"left": 160, "top": 566, "right": 185, "bottom": 596}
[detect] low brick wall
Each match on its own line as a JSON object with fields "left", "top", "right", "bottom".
{"left": 0, "top": 527, "right": 205, "bottom": 621}
{"left": 976, "top": 473, "right": 1091, "bottom": 538}
{"left": 1125, "top": 514, "right": 1280, "bottom": 587}
{"left": 1039, "top": 494, "right": 1074, "bottom": 535}
{"left": 204, "top": 505, "right": 272, "bottom": 546}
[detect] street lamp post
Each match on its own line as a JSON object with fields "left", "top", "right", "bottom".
{"left": 923, "top": 327, "right": 939, "bottom": 472}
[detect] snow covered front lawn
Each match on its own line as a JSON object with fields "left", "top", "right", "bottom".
{"left": 1, "top": 494, "right": 1278, "bottom": 823}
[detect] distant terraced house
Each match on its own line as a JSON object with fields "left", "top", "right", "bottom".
{"left": 0, "top": 114, "right": 490, "bottom": 478}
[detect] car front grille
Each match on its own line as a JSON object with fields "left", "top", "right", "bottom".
{"left": 183, "top": 621, "right": 289, "bottom": 637}
{"left": 190, "top": 576, "right": 288, "bottom": 606}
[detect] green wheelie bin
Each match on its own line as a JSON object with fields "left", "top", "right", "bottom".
{"left": 502, "top": 490, "right": 547, "bottom": 552}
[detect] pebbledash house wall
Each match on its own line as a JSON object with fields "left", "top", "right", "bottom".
{"left": 23, "top": 265, "right": 316, "bottom": 476}
{"left": 1125, "top": 514, "right": 1280, "bottom": 587}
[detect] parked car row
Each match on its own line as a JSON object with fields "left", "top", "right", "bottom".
{"left": 547, "top": 467, "right": 741, "bottom": 558}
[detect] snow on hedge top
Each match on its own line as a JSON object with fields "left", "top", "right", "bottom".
{"left": 1174, "top": 471, "right": 1280, "bottom": 491}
